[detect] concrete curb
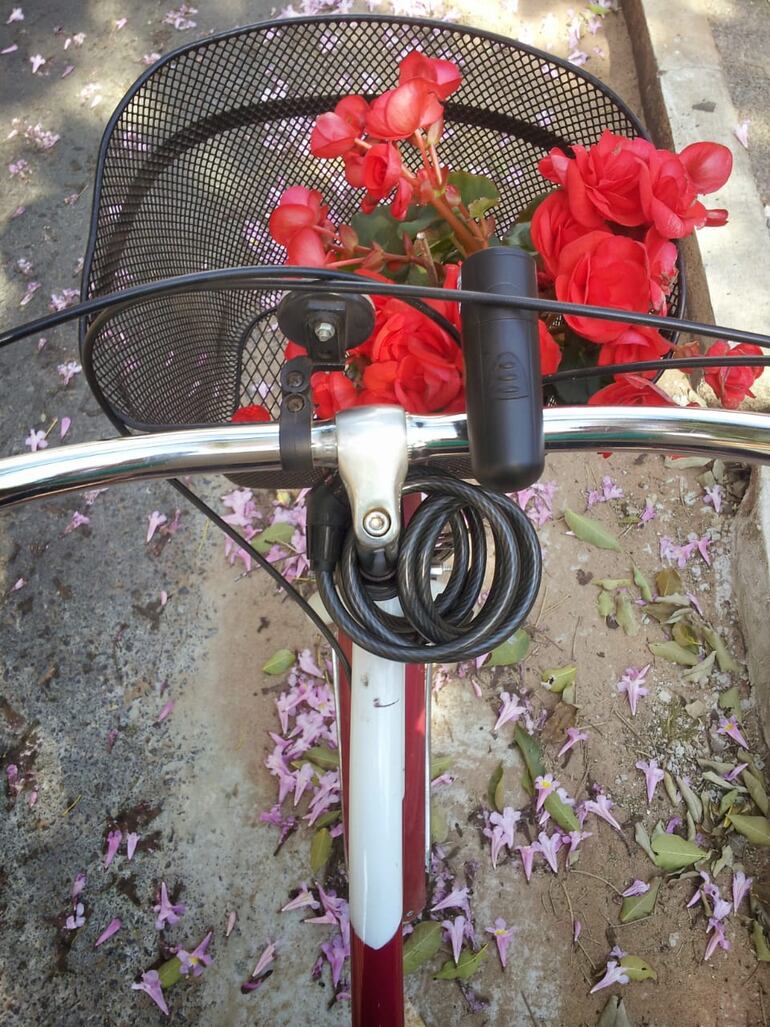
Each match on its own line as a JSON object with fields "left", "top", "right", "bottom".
{"left": 625, "top": 0, "right": 770, "bottom": 743}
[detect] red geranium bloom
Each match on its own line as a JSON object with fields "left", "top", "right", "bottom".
{"left": 268, "top": 186, "right": 329, "bottom": 246}
{"left": 644, "top": 227, "right": 678, "bottom": 313}
{"left": 541, "top": 131, "right": 649, "bottom": 229}
{"left": 362, "top": 142, "right": 403, "bottom": 200}
{"left": 703, "top": 341, "right": 764, "bottom": 409}
{"left": 531, "top": 190, "right": 592, "bottom": 279}
{"left": 596, "top": 325, "right": 671, "bottom": 380}
{"left": 390, "top": 177, "right": 413, "bottom": 220}
{"left": 587, "top": 373, "right": 676, "bottom": 406}
{"left": 310, "top": 371, "right": 358, "bottom": 419}
{"left": 286, "top": 226, "right": 329, "bottom": 267}
{"left": 555, "top": 231, "right": 654, "bottom": 344}
{"left": 310, "top": 112, "right": 359, "bottom": 159}
{"left": 231, "top": 403, "right": 271, "bottom": 423}
{"left": 398, "top": 51, "right": 462, "bottom": 100}
{"left": 366, "top": 80, "right": 444, "bottom": 140}
{"left": 538, "top": 320, "right": 562, "bottom": 375}
{"left": 678, "top": 141, "right": 732, "bottom": 194}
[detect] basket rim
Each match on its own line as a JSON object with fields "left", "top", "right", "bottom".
{"left": 78, "top": 13, "right": 648, "bottom": 313}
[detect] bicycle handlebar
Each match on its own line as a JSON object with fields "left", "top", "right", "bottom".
{"left": 2, "top": 406, "right": 770, "bottom": 509}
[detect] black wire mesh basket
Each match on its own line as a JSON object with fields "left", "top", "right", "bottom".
{"left": 80, "top": 14, "right": 684, "bottom": 488}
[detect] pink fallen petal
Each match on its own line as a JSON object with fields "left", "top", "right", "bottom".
{"left": 126, "top": 832, "right": 140, "bottom": 860}
{"left": 252, "top": 940, "right": 276, "bottom": 979}
{"left": 30, "top": 54, "right": 46, "bottom": 73}
{"left": 226, "top": 910, "right": 237, "bottom": 937}
{"left": 1, "top": 44, "right": 19, "bottom": 54}
{"left": 733, "top": 121, "right": 749, "bottom": 149}
{"left": 71, "top": 872, "right": 87, "bottom": 899}
{"left": 94, "top": 918, "right": 122, "bottom": 947}
{"left": 104, "top": 829, "right": 122, "bottom": 868}
{"left": 156, "top": 701, "right": 174, "bottom": 724}
{"left": 7, "top": 7, "right": 23, "bottom": 22}
{"left": 60, "top": 416, "right": 71, "bottom": 439}
{"left": 131, "top": 970, "right": 169, "bottom": 1016}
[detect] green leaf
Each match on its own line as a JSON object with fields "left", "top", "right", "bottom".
{"left": 593, "top": 578, "right": 631, "bottom": 590}
{"left": 597, "top": 996, "right": 633, "bottom": 1027}
{"left": 430, "top": 802, "right": 449, "bottom": 845}
{"left": 433, "top": 943, "right": 488, "bottom": 981}
{"left": 313, "top": 809, "right": 341, "bottom": 828}
{"left": 718, "top": 788, "right": 740, "bottom": 816}
{"left": 301, "top": 746, "right": 339, "bottom": 770}
{"left": 494, "top": 774, "right": 506, "bottom": 814}
{"left": 403, "top": 921, "right": 443, "bottom": 974}
{"left": 616, "top": 593, "right": 639, "bottom": 637}
{"left": 619, "top": 955, "right": 657, "bottom": 982}
{"left": 633, "top": 566, "right": 653, "bottom": 602}
{"left": 718, "top": 685, "right": 741, "bottom": 716}
{"left": 682, "top": 651, "right": 717, "bottom": 684}
{"left": 634, "top": 822, "right": 657, "bottom": 864}
{"left": 513, "top": 724, "right": 546, "bottom": 782}
{"left": 487, "top": 762, "right": 504, "bottom": 810}
{"left": 262, "top": 648, "right": 296, "bottom": 675}
{"left": 619, "top": 878, "right": 660, "bottom": 923}
{"left": 502, "top": 222, "right": 535, "bottom": 253}
{"left": 254, "top": 521, "right": 296, "bottom": 555}
{"left": 351, "top": 207, "right": 404, "bottom": 255}
{"left": 487, "top": 628, "right": 530, "bottom": 667}
{"left": 702, "top": 627, "right": 740, "bottom": 673}
{"left": 310, "top": 827, "right": 332, "bottom": 875}
{"left": 158, "top": 955, "right": 183, "bottom": 989}
{"left": 651, "top": 832, "right": 708, "bottom": 870}
{"left": 541, "top": 665, "right": 577, "bottom": 693}
{"left": 447, "top": 171, "right": 500, "bottom": 215}
{"left": 655, "top": 568, "right": 683, "bottom": 596}
{"left": 597, "top": 590, "right": 615, "bottom": 618}
{"left": 648, "top": 641, "right": 700, "bottom": 667}
{"left": 545, "top": 791, "right": 580, "bottom": 833}
{"left": 431, "top": 754, "right": 453, "bottom": 780}
{"left": 675, "top": 776, "right": 703, "bottom": 823}
{"left": 563, "top": 508, "right": 620, "bottom": 551}
{"left": 728, "top": 813, "right": 770, "bottom": 846}
{"left": 753, "top": 920, "right": 770, "bottom": 962}
{"left": 562, "top": 682, "right": 577, "bottom": 706}
{"left": 397, "top": 203, "right": 442, "bottom": 240}
{"left": 742, "top": 770, "right": 769, "bottom": 816}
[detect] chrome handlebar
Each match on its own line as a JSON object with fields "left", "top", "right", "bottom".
{"left": 2, "top": 406, "right": 770, "bottom": 509}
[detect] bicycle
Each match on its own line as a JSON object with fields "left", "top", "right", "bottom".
{"left": 3, "top": 14, "right": 770, "bottom": 1027}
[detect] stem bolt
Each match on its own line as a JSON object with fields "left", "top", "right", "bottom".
{"left": 314, "top": 321, "right": 336, "bottom": 343}
{"left": 363, "top": 509, "right": 391, "bottom": 537}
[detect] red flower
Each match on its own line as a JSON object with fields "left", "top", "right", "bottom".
{"left": 362, "top": 142, "right": 403, "bottom": 200}
{"left": 678, "top": 141, "right": 732, "bottom": 194}
{"left": 390, "top": 177, "right": 413, "bottom": 220}
{"left": 268, "top": 186, "right": 329, "bottom": 246}
{"left": 587, "top": 373, "right": 676, "bottom": 406}
{"left": 644, "top": 227, "right": 678, "bottom": 312}
{"left": 538, "top": 320, "right": 562, "bottom": 375}
{"left": 343, "top": 152, "right": 366, "bottom": 188}
{"left": 310, "top": 371, "right": 358, "bottom": 419}
{"left": 398, "top": 51, "right": 462, "bottom": 100}
{"left": 541, "top": 131, "right": 648, "bottom": 228}
{"left": 310, "top": 112, "right": 359, "bottom": 159}
{"left": 555, "top": 231, "right": 654, "bottom": 344}
{"left": 704, "top": 341, "right": 764, "bottom": 409}
{"left": 334, "top": 95, "right": 369, "bottom": 133}
{"left": 596, "top": 325, "right": 671, "bottom": 380}
{"left": 286, "top": 226, "right": 329, "bottom": 267}
{"left": 531, "top": 190, "right": 591, "bottom": 278}
{"left": 231, "top": 403, "right": 271, "bottom": 423}
{"left": 366, "top": 81, "right": 444, "bottom": 140}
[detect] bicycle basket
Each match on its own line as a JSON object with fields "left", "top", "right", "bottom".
{"left": 80, "top": 14, "right": 684, "bottom": 489}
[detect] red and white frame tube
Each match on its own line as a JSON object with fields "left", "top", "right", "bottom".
{"left": 347, "top": 624, "right": 406, "bottom": 1027}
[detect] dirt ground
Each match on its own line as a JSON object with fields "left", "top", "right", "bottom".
{"left": 1, "top": 1, "right": 769, "bottom": 1026}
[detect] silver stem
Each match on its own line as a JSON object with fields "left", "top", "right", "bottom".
{"left": 2, "top": 407, "right": 770, "bottom": 508}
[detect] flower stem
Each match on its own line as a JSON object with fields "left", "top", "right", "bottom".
{"left": 431, "top": 193, "right": 483, "bottom": 254}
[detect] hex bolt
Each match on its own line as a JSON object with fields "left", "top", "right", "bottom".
{"left": 362, "top": 509, "right": 391, "bottom": 537}
{"left": 286, "top": 370, "right": 304, "bottom": 388}
{"left": 286, "top": 395, "right": 305, "bottom": 413}
{"left": 314, "top": 321, "right": 336, "bottom": 343}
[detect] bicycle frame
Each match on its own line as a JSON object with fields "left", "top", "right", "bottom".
{"left": 3, "top": 405, "right": 770, "bottom": 1026}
